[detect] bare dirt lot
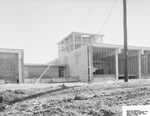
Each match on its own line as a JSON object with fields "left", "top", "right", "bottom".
{"left": 1, "top": 79, "right": 150, "bottom": 116}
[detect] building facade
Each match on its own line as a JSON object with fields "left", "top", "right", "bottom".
{"left": 1, "top": 32, "right": 150, "bottom": 83}
{"left": 0, "top": 48, "right": 24, "bottom": 83}
{"left": 52, "top": 32, "right": 150, "bottom": 82}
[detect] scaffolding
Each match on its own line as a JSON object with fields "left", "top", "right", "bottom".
{"left": 58, "top": 32, "right": 104, "bottom": 57}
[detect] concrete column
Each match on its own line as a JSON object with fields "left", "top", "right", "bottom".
{"left": 67, "top": 37, "right": 70, "bottom": 53}
{"left": 72, "top": 33, "right": 75, "bottom": 51}
{"left": 89, "top": 44, "right": 93, "bottom": 82}
{"left": 115, "top": 48, "right": 120, "bottom": 80}
{"left": 81, "top": 35, "right": 83, "bottom": 47}
{"left": 58, "top": 43, "right": 61, "bottom": 57}
{"left": 138, "top": 50, "right": 143, "bottom": 79}
{"left": 65, "top": 66, "right": 69, "bottom": 78}
{"left": 18, "top": 52, "right": 24, "bottom": 83}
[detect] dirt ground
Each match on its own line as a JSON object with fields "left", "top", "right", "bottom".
{"left": 1, "top": 79, "right": 150, "bottom": 116}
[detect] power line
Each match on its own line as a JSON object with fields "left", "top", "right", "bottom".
{"left": 126, "top": 1, "right": 140, "bottom": 9}
{"left": 98, "top": 0, "right": 118, "bottom": 34}
{"left": 76, "top": 0, "right": 102, "bottom": 31}
{"left": 126, "top": 1, "right": 150, "bottom": 14}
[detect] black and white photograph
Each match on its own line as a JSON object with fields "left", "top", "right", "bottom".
{"left": 0, "top": 0, "right": 150, "bottom": 116}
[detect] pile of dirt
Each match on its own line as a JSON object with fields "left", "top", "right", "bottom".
{"left": 0, "top": 89, "right": 26, "bottom": 103}
{"left": 0, "top": 89, "right": 28, "bottom": 111}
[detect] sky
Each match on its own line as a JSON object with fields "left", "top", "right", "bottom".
{"left": 0, "top": 0, "right": 150, "bottom": 64}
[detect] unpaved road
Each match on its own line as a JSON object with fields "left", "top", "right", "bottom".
{"left": 1, "top": 79, "right": 150, "bottom": 116}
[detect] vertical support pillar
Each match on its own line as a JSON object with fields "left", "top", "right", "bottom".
{"left": 87, "top": 44, "right": 93, "bottom": 83}
{"left": 65, "top": 66, "right": 69, "bottom": 78}
{"left": 89, "top": 44, "right": 93, "bottom": 82}
{"left": 81, "top": 35, "right": 83, "bottom": 47}
{"left": 58, "top": 43, "right": 62, "bottom": 57}
{"left": 67, "top": 37, "right": 70, "bottom": 53}
{"left": 115, "top": 49, "right": 119, "bottom": 80}
{"left": 87, "top": 45, "right": 90, "bottom": 83}
{"left": 72, "top": 33, "right": 75, "bottom": 51}
{"left": 18, "top": 51, "right": 24, "bottom": 83}
{"left": 138, "top": 50, "right": 143, "bottom": 79}
{"left": 58, "top": 43, "right": 60, "bottom": 57}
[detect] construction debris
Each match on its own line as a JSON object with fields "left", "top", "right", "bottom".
{"left": 74, "top": 95, "right": 87, "bottom": 100}
{"left": 61, "top": 84, "right": 67, "bottom": 88}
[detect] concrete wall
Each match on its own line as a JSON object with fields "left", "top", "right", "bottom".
{"left": 68, "top": 45, "right": 88, "bottom": 81}
{"left": 0, "top": 53, "right": 18, "bottom": 80}
{"left": 52, "top": 45, "right": 88, "bottom": 81}
{"left": 24, "top": 65, "right": 59, "bottom": 78}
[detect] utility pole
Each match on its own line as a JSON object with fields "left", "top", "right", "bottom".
{"left": 123, "top": 0, "right": 128, "bottom": 82}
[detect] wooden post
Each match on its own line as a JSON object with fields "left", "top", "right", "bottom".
{"left": 123, "top": 0, "right": 128, "bottom": 82}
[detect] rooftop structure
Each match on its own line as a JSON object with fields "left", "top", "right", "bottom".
{"left": 58, "top": 32, "right": 104, "bottom": 57}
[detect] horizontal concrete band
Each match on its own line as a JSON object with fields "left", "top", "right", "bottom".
{"left": 24, "top": 77, "right": 80, "bottom": 83}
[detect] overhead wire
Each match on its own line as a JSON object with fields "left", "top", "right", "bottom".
{"left": 126, "top": 1, "right": 150, "bottom": 14}
{"left": 126, "top": 1, "right": 140, "bottom": 9}
{"left": 98, "top": 0, "right": 118, "bottom": 34}
{"left": 76, "top": 0, "right": 102, "bottom": 31}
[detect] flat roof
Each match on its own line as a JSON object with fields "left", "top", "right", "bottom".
{"left": 92, "top": 43, "right": 150, "bottom": 51}
{"left": 25, "top": 63, "right": 68, "bottom": 67}
{"left": 57, "top": 31, "right": 104, "bottom": 44}
{"left": 0, "top": 48, "right": 24, "bottom": 53}
{"left": 0, "top": 48, "right": 24, "bottom": 51}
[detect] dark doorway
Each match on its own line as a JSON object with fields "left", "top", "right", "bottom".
{"left": 59, "top": 66, "right": 64, "bottom": 77}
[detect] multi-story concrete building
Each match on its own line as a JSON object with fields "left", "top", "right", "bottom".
{"left": 52, "top": 32, "right": 150, "bottom": 82}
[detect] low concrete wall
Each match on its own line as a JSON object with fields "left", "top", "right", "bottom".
{"left": 93, "top": 75, "right": 115, "bottom": 82}
{"left": 24, "top": 78, "right": 53, "bottom": 83}
{"left": 0, "top": 79, "right": 18, "bottom": 84}
{"left": 24, "top": 77, "right": 79, "bottom": 83}
{"left": 0, "top": 80, "right": 5, "bottom": 84}
{"left": 53, "top": 77, "right": 79, "bottom": 83}
{"left": 141, "top": 75, "right": 150, "bottom": 79}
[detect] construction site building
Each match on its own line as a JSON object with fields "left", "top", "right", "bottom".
{"left": 52, "top": 32, "right": 150, "bottom": 82}
{"left": 1, "top": 32, "right": 150, "bottom": 83}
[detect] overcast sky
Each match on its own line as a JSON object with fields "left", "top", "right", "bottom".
{"left": 0, "top": 0, "right": 150, "bottom": 63}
